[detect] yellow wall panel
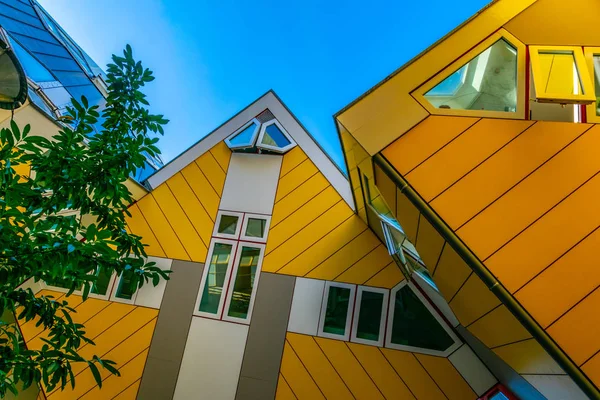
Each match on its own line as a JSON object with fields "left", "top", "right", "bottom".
{"left": 280, "top": 342, "right": 325, "bottom": 400}
{"left": 381, "top": 348, "right": 446, "bottom": 400}
{"left": 335, "top": 245, "right": 393, "bottom": 285}
{"left": 151, "top": 186, "right": 207, "bottom": 262}
{"left": 280, "top": 146, "right": 308, "bottom": 178}
{"left": 307, "top": 229, "right": 380, "bottom": 281}
{"left": 415, "top": 215, "right": 445, "bottom": 274}
{"left": 516, "top": 227, "right": 600, "bottom": 329}
{"left": 125, "top": 204, "right": 166, "bottom": 258}
{"left": 407, "top": 119, "right": 533, "bottom": 202}
{"left": 195, "top": 152, "right": 226, "bottom": 196}
{"left": 396, "top": 191, "right": 420, "bottom": 244}
{"left": 493, "top": 339, "right": 564, "bottom": 375}
{"left": 180, "top": 161, "right": 220, "bottom": 220}
{"left": 263, "top": 201, "right": 353, "bottom": 273}
{"left": 137, "top": 195, "right": 189, "bottom": 260}
{"left": 467, "top": 305, "right": 532, "bottom": 349}
{"left": 347, "top": 343, "right": 415, "bottom": 400}
{"left": 208, "top": 140, "right": 231, "bottom": 173}
{"left": 165, "top": 173, "right": 214, "bottom": 247}
{"left": 415, "top": 354, "right": 477, "bottom": 400}
{"left": 382, "top": 116, "right": 479, "bottom": 175}
{"left": 113, "top": 380, "right": 140, "bottom": 400}
{"left": 267, "top": 187, "right": 342, "bottom": 254}
{"left": 450, "top": 273, "right": 500, "bottom": 327}
{"left": 19, "top": 291, "right": 67, "bottom": 342}
{"left": 276, "top": 374, "right": 297, "bottom": 400}
{"left": 271, "top": 174, "right": 330, "bottom": 228}
{"left": 458, "top": 125, "right": 600, "bottom": 261}
{"left": 432, "top": 244, "right": 471, "bottom": 303}
{"left": 374, "top": 163, "right": 397, "bottom": 215}
{"left": 78, "top": 302, "right": 135, "bottom": 340}
{"left": 276, "top": 215, "right": 366, "bottom": 277}
{"left": 276, "top": 159, "right": 318, "bottom": 203}
{"left": 504, "top": 0, "right": 600, "bottom": 46}
{"left": 486, "top": 172, "right": 600, "bottom": 293}
{"left": 314, "top": 338, "right": 384, "bottom": 400}
{"left": 365, "top": 263, "right": 404, "bottom": 289}
{"left": 582, "top": 353, "right": 600, "bottom": 389}
{"left": 431, "top": 121, "right": 590, "bottom": 230}
{"left": 286, "top": 333, "right": 353, "bottom": 400}
{"left": 547, "top": 287, "right": 600, "bottom": 366}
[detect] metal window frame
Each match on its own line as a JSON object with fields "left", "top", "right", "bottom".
{"left": 584, "top": 47, "right": 600, "bottom": 122}
{"left": 256, "top": 119, "right": 296, "bottom": 153}
{"left": 317, "top": 281, "right": 356, "bottom": 341}
{"left": 239, "top": 213, "right": 271, "bottom": 243}
{"left": 213, "top": 210, "right": 244, "bottom": 240}
{"left": 224, "top": 118, "right": 261, "bottom": 150}
{"left": 350, "top": 285, "right": 389, "bottom": 347}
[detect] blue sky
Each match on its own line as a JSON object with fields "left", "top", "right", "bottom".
{"left": 38, "top": 0, "right": 489, "bottom": 171}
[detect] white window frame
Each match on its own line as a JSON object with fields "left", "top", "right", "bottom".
{"left": 109, "top": 270, "right": 139, "bottom": 305}
{"left": 42, "top": 268, "right": 117, "bottom": 301}
{"left": 239, "top": 214, "right": 271, "bottom": 243}
{"left": 256, "top": 119, "right": 296, "bottom": 153}
{"left": 351, "top": 286, "right": 389, "bottom": 347}
{"left": 385, "top": 281, "right": 461, "bottom": 357}
{"left": 222, "top": 242, "right": 266, "bottom": 324}
{"left": 224, "top": 118, "right": 261, "bottom": 150}
{"left": 318, "top": 281, "right": 356, "bottom": 341}
{"left": 193, "top": 238, "right": 238, "bottom": 319}
{"left": 213, "top": 211, "right": 244, "bottom": 240}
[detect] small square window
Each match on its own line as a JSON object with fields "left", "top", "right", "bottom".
{"left": 213, "top": 211, "right": 244, "bottom": 239}
{"left": 218, "top": 215, "right": 239, "bottom": 235}
{"left": 318, "top": 282, "right": 356, "bottom": 341}
{"left": 351, "top": 286, "right": 388, "bottom": 346}
{"left": 240, "top": 214, "right": 271, "bottom": 242}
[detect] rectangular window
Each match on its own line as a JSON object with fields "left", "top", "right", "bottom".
{"left": 223, "top": 243, "right": 265, "bottom": 322}
{"left": 91, "top": 267, "right": 113, "bottom": 296}
{"left": 584, "top": 48, "right": 600, "bottom": 123}
{"left": 213, "top": 211, "right": 243, "bottom": 239}
{"left": 115, "top": 269, "right": 137, "bottom": 301}
{"left": 351, "top": 286, "right": 388, "bottom": 346}
{"left": 240, "top": 214, "right": 271, "bottom": 242}
{"left": 196, "top": 240, "right": 236, "bottom": 317}
{"left": 318, "top": 282, "right": 356, "bottom": 341}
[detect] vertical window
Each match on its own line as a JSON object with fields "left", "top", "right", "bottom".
{"left": 196, "top": 240, "right": 236, "bottom": 317}
{"left": 584, "top": 48, "right": 600, "bottom": 123}
{"left": 114, "top": 269, "right": 137, "bottom": 300}
{"left": 240, "top": 214, "right": 271, "bottom": 242}
{"left": 223, "top": 244, "right": 265, "bottom": 322}
{"left": 351, "top": 286, "right": 388, "bottom": 346}
{"left": 318, "top": 282, "right": 356, "bottom": 341}
{"left": 91, "top": 267, "right": 113, "bottom": 296}
{"left": 213, "top": 211, "right": 243, "bottom": 239}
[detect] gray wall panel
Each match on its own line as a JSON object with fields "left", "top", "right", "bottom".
{"left": 138, "top": 260, "right": 205, "bottom": 400}
{"left": 235, "top": 272, "right": 295, "bottom": 400}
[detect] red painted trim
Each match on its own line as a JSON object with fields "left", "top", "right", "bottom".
{"left": 525, "top": 46, "right": 531, "bottom": 120}
{"left": 479, "top": 383, "right": 519, "bottom": 400}
{"left": 581, "top": 104, "right": 587, "bottom": 123}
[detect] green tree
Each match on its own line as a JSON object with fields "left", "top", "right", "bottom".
{"left": 0, "top": 45, "right": 170, "bottom": 397}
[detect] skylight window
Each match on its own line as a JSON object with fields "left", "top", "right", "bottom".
{"left": 224, "top": 114, "right": 296, "bottom": 154}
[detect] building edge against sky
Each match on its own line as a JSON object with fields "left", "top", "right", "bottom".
{"left": 6, "top": 0, "right": 600, "bottom": 399}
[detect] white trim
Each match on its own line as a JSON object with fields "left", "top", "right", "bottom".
{"left": 109, "top": 271, "right": 138, "bottom": 305}
{"left": 385, "top": 281, "right": 461, "bottom": 357}
{"left": 42, "top": 268, "right": 117, "bottom": 301}
{"left": 239, "top": 214, "right": 271, "bottom": 243}
{"left": 350, "top": 286, "right": 388, "bottom": 347}
{"left": 318, "top": 281, "right": 356, "bottom": 341}
{"left": 222, "top": 242, "right": 265, "bottom": 324}
{"left": 224, "top": 118, "right": 260, "bottom": 150}
{"left": 213, "top": 211, "right": 244, "bottom": 240}
{"left": 193, "top": 239, "right": 238, "bottom": 319}
{"left": 256, "top": 119, "right": 296, "bottom": 153}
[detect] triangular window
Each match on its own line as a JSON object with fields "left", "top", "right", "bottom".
{"left": 225, "top": 119, "right": 260, "bottom": 149}
{"left": 225, "top": 114, "right": 296, "bottom": 154}
{"left": 257, "top": 120, "right": 295, "bottom": 153}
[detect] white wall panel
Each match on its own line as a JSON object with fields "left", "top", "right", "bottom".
{"left": 134, "top": 257, "right": 172, "bottom": 309}
{"left": 18, "top": 278, "right": 43, "bottom": 295}
{"left": 287, "top": 278, "right": 325, "bottom": 336}
{"left": 524, "top": 375, "right": 587, "bottom": 400}
{"left": 174, "top": 317, "right": 249, "bottom": 400}
{"left": 449, "top": 344, "right": 497, "bottom": 396}
{"left": 220, "top": 153, "right": 282, "bottom": 215}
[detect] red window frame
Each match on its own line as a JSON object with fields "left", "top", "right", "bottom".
{"left": 479, "top": 384, "right": 519, "bottom": 400}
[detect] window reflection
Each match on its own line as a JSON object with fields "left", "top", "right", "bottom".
{"left": 199, "top": 243, "right": 233, "bottom": 314}
{"left": 227, "top": 246, "right": 260, "bottom": 319}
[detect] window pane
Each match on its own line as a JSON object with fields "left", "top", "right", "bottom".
{"left": 218, "top": 215, "right": 239, "bottom": 235}
{"left": 229, "top": 122, "right": 257, "bottom": 147}
{"left": 199, "top": 243, "right": 233, "bottom": 314}
{"left": 424, "top": 39, "right": 517, "bottom": 112}
{"left": 490, "top": 392, "right": 510, "bottom": 400}
{"left": 10, "top": 36, "right": 56, "bottom": 83}
{"left": 390, "top": 285, "right": 454, "bottom": 351}
{"left": 245, "top": 218, "right": 266, "bottom": 238}
{"left": 227, "top": 246, "right": 261, "bottom": 319}
{"left": 538, "top": 51, "right": 581, "bottom": 95}
{"left": 593, "top": 55, "right": 600, "bottom": 116}
{"left": 116, "top": 269, "right": 136, "bottom": 300}
{"left": 356, "top": 291, "right": 384, "bottom": 341}
{"left": 91, "top": 268, "right": 111, "bottom": 295}
{"left": 261, "top": 124, "right": 291, "bottom": 148}
{"left": 323, "top": 286, "right": 351, "bottom": 336}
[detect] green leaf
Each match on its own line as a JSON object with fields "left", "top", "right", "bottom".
{"left": 88, "top": 362, "right": 102, "bottom": 388}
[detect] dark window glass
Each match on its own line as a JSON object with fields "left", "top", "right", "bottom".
{"left": 390, "top": 285, "right": 454, "bottom": 351}
{"left": 11, "top": 33, "right": 70, "bottom": 58}
{"left": 245, "top": 218, "right": 266, "bottom": 238}
{"left": 10, "top": 36, "right": 55, "bottom": 83}
{"left": 229, "top": 122, "right": 257, "bottom": 147}
{"left": 356, "top": 291, "right": 384, "bottom": 341}
{"left": 261, "top": 123, "right": 291, "bottom": 148}
{"left": 323, "top": 286, "right": 351, "bottom": 336}
{"left": 199, "top": 243, "right": 233, "bottom": 314}
{"left": 0, "top": 4, "right": 44, "bottom": 28}
{"left": 227, "top": 246, "right": 260, "bottom": 319}
{"left": 0, "top": 16, "right": 56, "bottom": 43}
{"left": 115, "top": 269, "right": 136, "bottom": 300}
{"left": 91, "top": 267, "right": 111, "bottom": 296}
{"left": 34, "top": 53, "right": 81, "bottom": 72}
{"left": 218, "top": 215, "right": 238, "bottom": 235}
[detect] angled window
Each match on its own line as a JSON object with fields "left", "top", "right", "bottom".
{"left": 257, "top": 120, "right": 295, "bottom": 153}
{"left": 223, "top": 243, "right": 265, "bottom": 323}
{"left": 351, "top": 286, "right": 388, "bottom": 346}
{"left": 584, "top": 47, "right": 600, "bottom": 122}
{"left": 225, "top": 119, "right": 260, "bottom": 149}
{"left": 530, "top": 46, "right": 595, "bottom": 105}
{"left": 240, "top": 214, "right": 271, "bottom": 242}
{"left": 9, "top": 35, "right": 56, "bottom": 84}
{"left": 413, "top": 30, "right": 525, "bottom": 118}
{"left": 318, "top": 282, "right": 356, "bottom": 341}
{"left": 385, "top": 281, "right": 460, "bottom": 356}
{"left": 213, "top": 211, "right": 244, "bottom": 239}
{"left": 195, "top": 239, "right": 237, "bottom": 317}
